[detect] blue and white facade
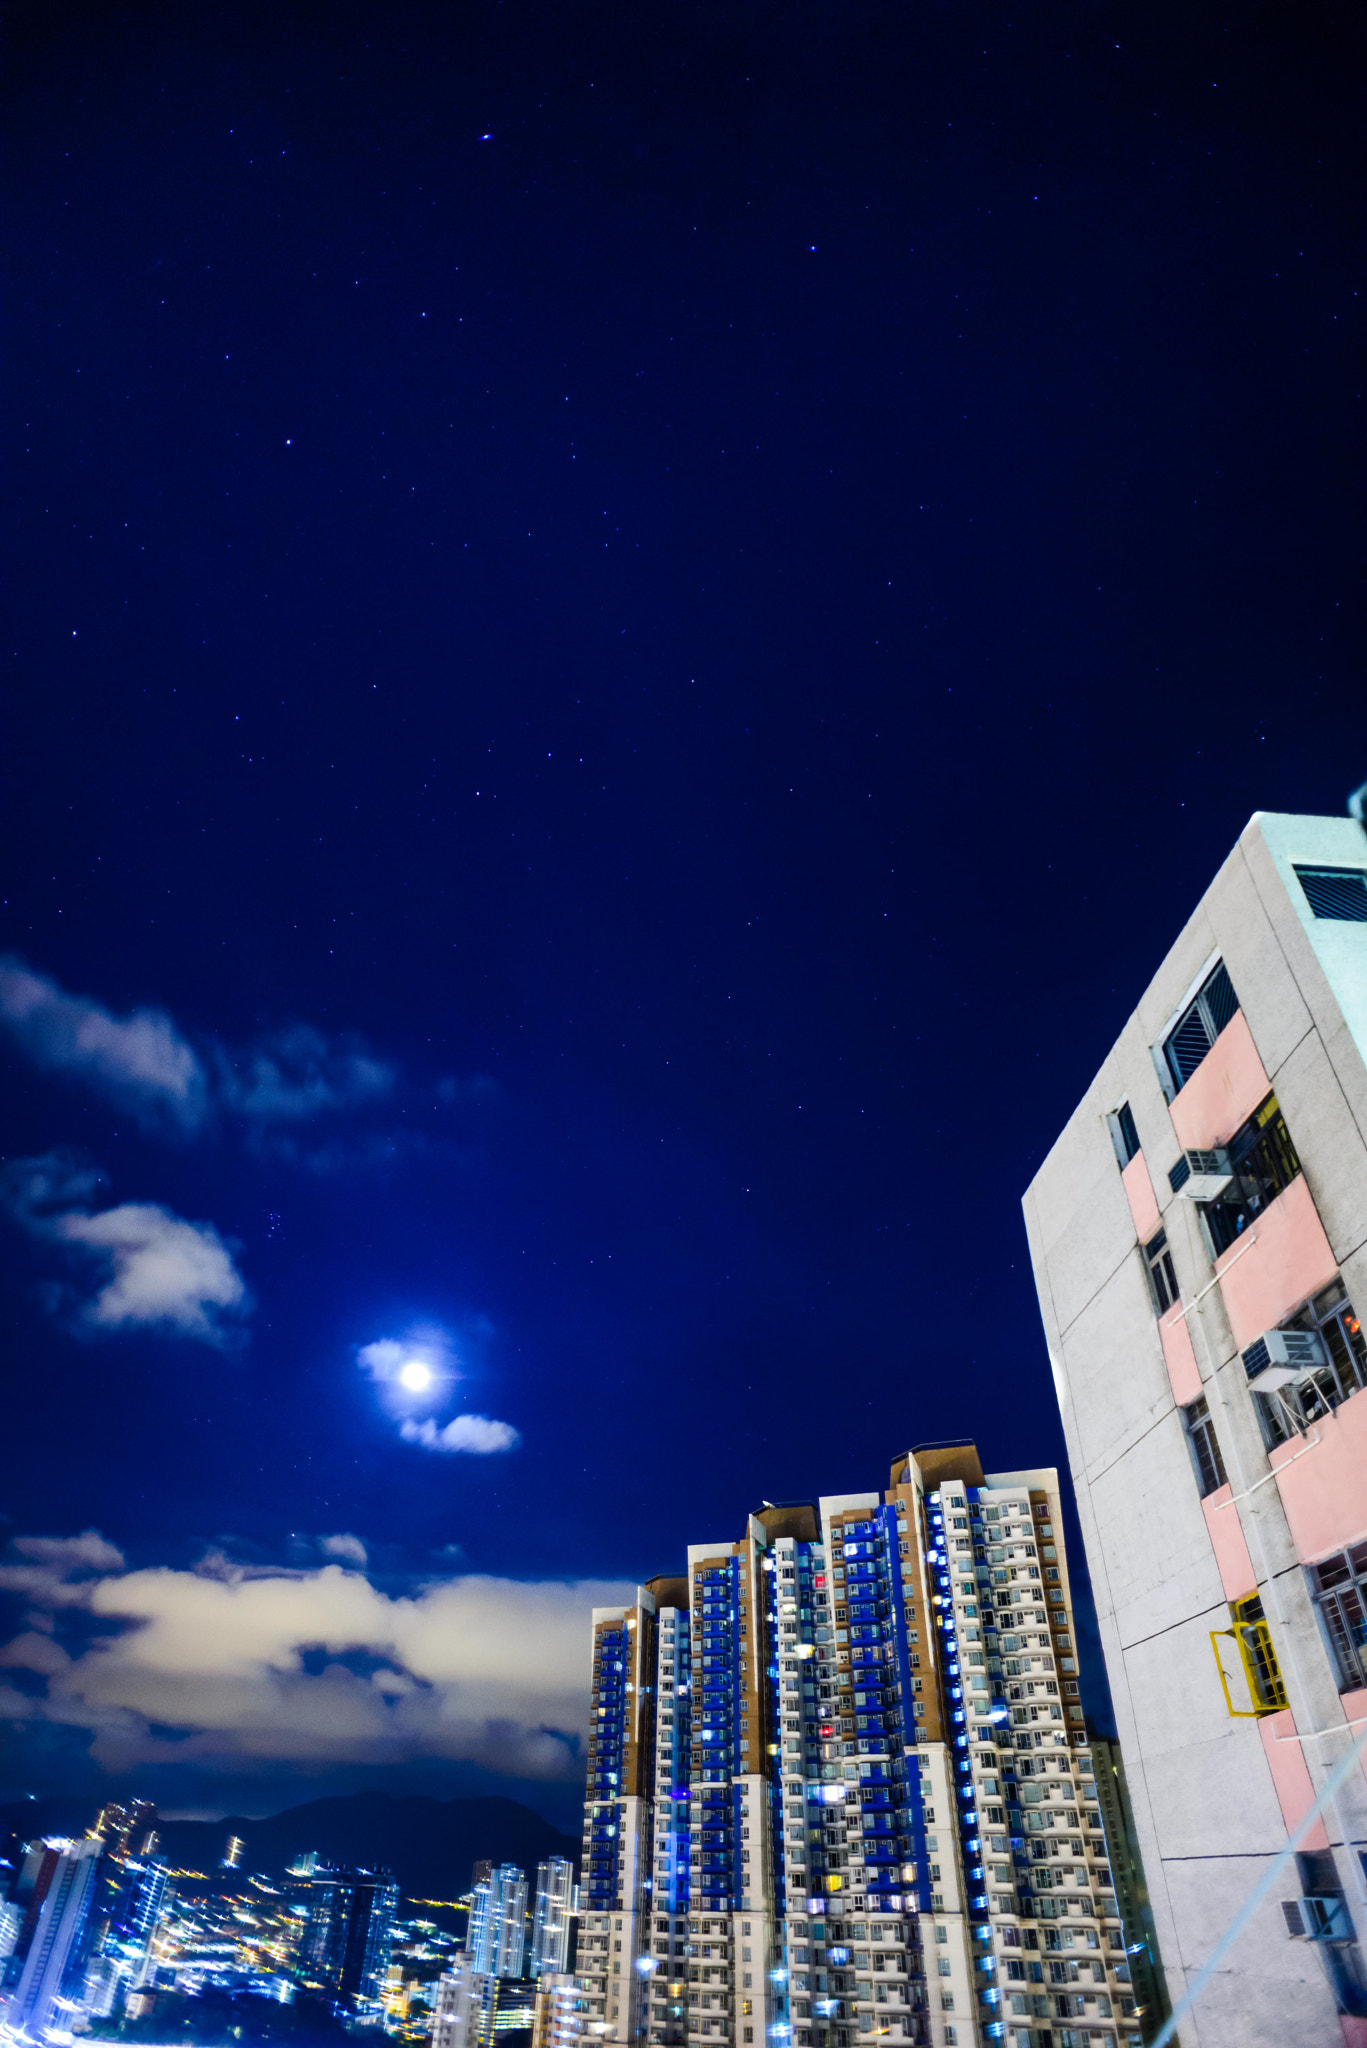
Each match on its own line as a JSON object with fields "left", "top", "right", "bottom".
{"left": 579, "top": 1453, "right": 1140, "bottom": 2048}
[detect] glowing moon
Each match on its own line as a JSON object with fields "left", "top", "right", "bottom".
{"left": 399, "top": 1360, "right": 433, "bottom": 1391}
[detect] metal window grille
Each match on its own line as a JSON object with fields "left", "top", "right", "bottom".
{"left": 1252, "top": 1282, "right": 1367, "bottom": 1448}
{"left": 1310, "top": 1541, "right": 1367, "bottom": 1692}
{"left": 1143, "top": 1230, "right": 1179, "bottom": 1315}
{"left": 1162, "top": 962, "right": 1239, "bottom": 1090}
{"left": 1182, "top": 1398, "right": 1227, "bottom": 1497}
{"left": 1294, "top": 866, "right": 1367, "bottom": 922}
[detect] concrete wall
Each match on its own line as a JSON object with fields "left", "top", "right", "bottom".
{"left": 1023, "top": 811, "right": 1367, "bottom": 2048}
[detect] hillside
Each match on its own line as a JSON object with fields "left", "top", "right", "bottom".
{"left": 0, "top": 1791, "right": 578, "bottom": 1900}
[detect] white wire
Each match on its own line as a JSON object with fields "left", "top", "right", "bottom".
{"left": 1150, "top": 1716, "right": 1367, "bottom": 2048}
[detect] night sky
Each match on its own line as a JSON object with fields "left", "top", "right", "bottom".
{"left": 2, "top": 1, "right": 1361, "bottom": 1829}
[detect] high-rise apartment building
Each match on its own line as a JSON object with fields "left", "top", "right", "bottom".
{"left": 92, "top": 1801, "right": 157, "bottom": 1862}
{"left": 1024, "top": 807, "right": 1367, "bottom": 2047}
{"left": 300, "top": 1865, "right": 400, "bottom": 2021}
{"left": 433, "top": 1951, "right": 500, "bottom": 2048}
{"left": 470, "top": 1865, "right": 530, "bottom": 1979}
{"left": 5, "top": 1836, "right": 105, "bottom": 2036}
{"left": 579, "top": 1453, "right": 1143, "bottom": 2048}
{"left": 531, "top": 1859, "right": 576, "bottom": 1977}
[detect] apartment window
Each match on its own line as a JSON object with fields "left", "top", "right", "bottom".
{"left": 1182, "top": 1397, "right": 1227, "bottom": 1497}
{"left": 1162, "top": 961, "right": 1239, "bottom": 1091}
{"left": 1226, "top": 1593, "right": 1289, "bottom": 1714}
{"left": 1295, "top": 866, "right": 1367, "bottom": 922}
{"left": 1196, "top": 1094, "right": 1302, "bottom": 1258}
{"left": 1143, "top": 1230, "right": 1179, "bottom": 1314}
{"left": 1310, "top": 1543, "right": 1367, "bottom": 1692}
{"left": 1249, "top": 1281, "right": 1367, "bottom": 1448}
{"left": 1107, "top": 1100, "right": 1141, "bottom": 1168}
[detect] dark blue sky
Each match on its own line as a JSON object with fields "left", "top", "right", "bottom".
{"left": 1, "top": 0, "right": 1361, "bottom": 1826}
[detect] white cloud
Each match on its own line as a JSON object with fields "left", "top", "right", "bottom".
{"left": 358, "top": 1326, "right": 459, "bottom": 1385}
{"left": 400, "top": 1414, "right": 520, "bottom": 1454}
{"left": 0, "top": 1156, "right": 248, "bottom": 1345}
{"left": 0, "top": 1529, "right": 126, "bottom": 1608}
{"left": 0, "top": 1631, "right": 73, "bottom": 1676}
{"left": 0, "top": 1544, "right": 631, "bottom": 1780}
{"left": 15, "top": 1532, "right": 125, "bottom": 1572}
{"left": 57, "top": 1203, "right": 247, "bottom": 1340}
{"left": 357, "top": 1338, "right": 409, "bottom": 1382}
{"left": 319, "top": 1534, "right": 368, "bottom": 1566}
{"left": 0, "top": 959, "right": 207, "bottom": 1133}
{"left": 0, "top": 960, "right": 402, "bottom": 1164}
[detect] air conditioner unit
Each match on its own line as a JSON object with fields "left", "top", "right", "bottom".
{"left": 1168, "top": 1148, "right": 1234, "bottom": 1201}
{"left": 1282, "top": 1895, "right": 1354, "bottom": 1943}
{"left": 1242, "top": 1327, "right": 1329, "bottom": 1390}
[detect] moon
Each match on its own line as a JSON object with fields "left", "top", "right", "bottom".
{"left": 399, "top": 1360, "right": 433, "bottom": 1391}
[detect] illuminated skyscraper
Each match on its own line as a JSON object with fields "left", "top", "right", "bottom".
{"left": 91, "top": 1801, "right": 157, "bottom": 1862}
{"left": 531, "top": 1859, "right": 575, "bottom": 1977}
{"left": 434, "top": 1952, "right": 500, "bottom": 2048}
{"left": 5, "top": 1837, "right": 104, "bottom": 2036}
{"left": 469, "top": 1865, "right": 529, "bottom": 1979}
{"left": 301, "top": 1866, "right": 400, "bottom": 2020}
{"left": 578, "top": 1451, "right": 1145, "bottom": 2048}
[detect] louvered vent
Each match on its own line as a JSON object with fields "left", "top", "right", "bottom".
{"left": 1162, "top": 962, "right": 1240, "bottom": 1090}
{"left": 1295, "top": 867, "right": 1367, "bottom": 922}
{"left": 1165, "top": 1009, "right": 1215, "bottom": 1087}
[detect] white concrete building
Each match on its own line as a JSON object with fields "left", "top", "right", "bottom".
{"left": 1024, "top": 808, "right": 1367, "bottom": 2047}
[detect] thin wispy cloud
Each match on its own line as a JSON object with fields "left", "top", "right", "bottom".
{"left": 213, "top": 1025, "right": 395, "bottom": 1127}
{"left": 0, "top": 1535, "right": 627, "bottom": 1781}
{"left": 0, "top": 1153, "right": 249, "bottom": 1345}
{"left": 0, "top": 959, "right": 207, "bottom": 1134}
{"left": 0, "top": 958, "right": 408, "bottom": 1163}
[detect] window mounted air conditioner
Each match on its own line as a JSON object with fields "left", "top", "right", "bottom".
{"left": 1282, "top": 1895, "right": 1353, "bottom": 1943}
{"left": 1242, "top": 1327, "right": 1328, "bottom": 1390}
{"left": 1168, "top": 1149, "right": 1233, "bottom": 1201}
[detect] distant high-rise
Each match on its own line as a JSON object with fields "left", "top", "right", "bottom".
{"left": 9, "top": 1841, "right": 66, "bottom": 1972}
{"left": 530, "top": 1859, "right": 575, "bottom": 1978}
{"left": 531, "top": 1972, "right": 583, "bottom": 2048}
{"left": 301, "top": 1866, "right": 400, "bottom": 2020}
{"left": 578, "top": 1448, "right": 1147, "bottom": 2048}
{"left": 5, "top": 1837, "right": 104, "bottom": 2036}
{"left": 92, "top": 1800, "right": 157, "bottom": 1861}
{"left": 472, "top": 1859, "right": 494, "bottom": 1892}
{"left": 433, "top": 1952, "right": 500, "bottom": 2048}
{"left": 469, "top": 1865, "right": 529, "bottom": 1979}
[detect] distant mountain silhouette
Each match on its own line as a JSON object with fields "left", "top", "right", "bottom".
{"left": 0, "top": 1792, "right": 578, "bottom": 1901}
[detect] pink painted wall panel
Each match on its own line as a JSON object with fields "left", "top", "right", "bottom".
{"left": 1258, "top": 1710, "right": 1330, "bottom": 1850}
{"left": 1215, "top": 1173, "right": 1339, "bottom": 1350}
{"left": 1120, "top": 1152, "right": 1160, "bottom": 1241}
{"left": 1169, "top": 1009, "right": 1271, "bottom": 1151}
{"left": 1201, "top": 1486, "right": 1256, "bottom": 1600}
{"left": 1270, "top": 1383, "right": 1367, "bottom": 1566}
{"left": 1159, "top": 1309, "right": 1203, "bottom": 1405}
